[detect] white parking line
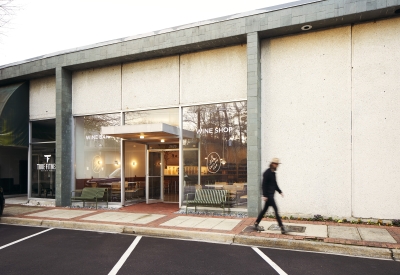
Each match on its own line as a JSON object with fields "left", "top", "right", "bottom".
{"left": 0, "top": 228, "right": 53, "bottom": 250}
{"left": 252, "top": 247, "right": 288, "bottom": 275}
{"left": 108, "top": 236, "right": 142, "bottom": 275}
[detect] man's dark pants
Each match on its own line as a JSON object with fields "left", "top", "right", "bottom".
{"left": 255, "top": 195, "right": 283, "bottom": 227}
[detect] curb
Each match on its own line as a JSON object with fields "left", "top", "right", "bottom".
{"left": 123, "top": 226, "right": 235, "bottom": 243}
{"left": 392, "top": 249, "right": 400, "bottom": 261}
{"left": 0, "top": 217, "right": 395, "bottom": 260}
{"left": 1, "top": 217, "right": 43, "bottom": 227}
{"left": 42, "top": 220, "right": 126, "bottom": 233}
{"left": 233, "top": 235, "right": 393, "bottom": 260}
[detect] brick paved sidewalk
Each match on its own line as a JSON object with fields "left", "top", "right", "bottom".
{"left": 2, "top": 202, "right": 399, "bottom": 251}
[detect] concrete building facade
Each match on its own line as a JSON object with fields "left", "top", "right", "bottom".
{"left": 0, "top": 0, "right": 399, "bottom": 219}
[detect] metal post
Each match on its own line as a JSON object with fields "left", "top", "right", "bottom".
{"left": 27, "top": 122, "right": 32, "bottom": 199}
{"left": 179, "top": 106, "right": 183, "bottom": 208}
{"left": 120, "top": 139, "right": 125, "bottom": 205}
{"left": 120, "top": 112, "right": 125, "bottom": 206}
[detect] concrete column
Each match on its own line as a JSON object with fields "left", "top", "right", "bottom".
{"left": 247, "top": 32, "right": 261, "bottom": 217}
{"left": 55, "top": 67, "right": 73, "bottom": 206}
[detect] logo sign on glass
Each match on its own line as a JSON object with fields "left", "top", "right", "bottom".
{"left": 206, "top": 152, "right": 221, "bottom": 174}
{"left": 196, "top": 127, "right": 233, "bottom": 135}
{"left": 37, "top": 155, "right": 56, "bottom": 170}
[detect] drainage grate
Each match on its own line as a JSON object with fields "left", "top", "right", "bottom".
{"left": 268, "top": 224, "right": 306, "bottom": 233}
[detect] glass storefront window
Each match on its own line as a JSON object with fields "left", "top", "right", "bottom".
{"left": 75, "top": 113, "right": 121, "bottom": 202}
{"left": 183, "top": 101, "right": 247, "bottom": 208}
{"left": 31, "top": 142, "right": 56, "bottom": 198}
{"left": 124, "top": 141, "right": 146, "bottom": 201}
{"left": 31, "top": 119, "right": 56, "bottom": 143}
{"left": 125, "top": 108, "right": 180, "bottom": 203}
{"left": 125, "top": 108, "right": 179, "bottom": 127}
{"left": 30, "top": 119, "right": 56, "bottom": 199}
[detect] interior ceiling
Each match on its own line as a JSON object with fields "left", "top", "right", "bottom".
{"left": 111, "top": 131, "right": 180, "bottom": 144}
{"left": 101, "top": 123, "right": 194, "bottom": 144}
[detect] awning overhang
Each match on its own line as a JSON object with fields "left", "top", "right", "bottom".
{"left": 101, "top": 123, "right": 194, "bottom": 142}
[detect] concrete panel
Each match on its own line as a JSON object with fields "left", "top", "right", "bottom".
{"left": 132, "top": 214, "right": 165, "bottom": 224}
{"left": 27, "top": 209, "right": 92, "bottom": 219}
{"left": 212, "top": 219, "right": 241, "bottom": 230}
{"left": 328, "top": 226, "right": 361, "bottom": 240}
{"left": 193, "top": 218, "right": 226, "bottom": 229}
{"left": 180, "top": 45, "right": 247, "bottom": 104}
{"left": 30, "top": 76, "right": 56, "bottom": 119}
{"left": 122, "top": 56, "right": 179, "bottom": 110}
{"left": 261, "top": 26, "right": 352, "bottom": 217}
{"left": 259, "top": 221, "right": 328, "bottom": 238}
{"left": 358, "top": 228, "right": 397, "bottom": 243}
{"left": 72, "top": 65, "right": 121, "bottom": 115}
{"left": 160, "top": 216, "right": 192, "bottom": 226}
{"left": 352, "top": 17, "right": 400, "bottom": 219}
{"left": 3, "top": 206, "right": 45, "bottom": 215}
{"left": 82, "top": 212, "right": 165, "bottom": 224}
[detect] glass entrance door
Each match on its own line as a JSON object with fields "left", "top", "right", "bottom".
{"left": 163, "top": 150, "right": 179, "bottom": 203}
{"left": 146, "top": 151, "right": 163, "bottom": 203}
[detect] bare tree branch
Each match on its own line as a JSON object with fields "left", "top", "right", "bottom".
{"left": 0, "top": 0, "right": 18, "bottom": 35}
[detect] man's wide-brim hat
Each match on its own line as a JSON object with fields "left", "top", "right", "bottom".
{"left": 271, "top": 158, "right": 281, "bottom": 164}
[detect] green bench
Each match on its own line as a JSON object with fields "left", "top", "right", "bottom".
{"left": 185, "top": 189, "right": 228, "bottom": 214}
{"left": 71, "top": 187, "right": 108, "bottom": 209}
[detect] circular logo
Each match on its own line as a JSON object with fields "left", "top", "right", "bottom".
{"left": 92, "top": 155, "right": 102, "bottom": 173}
{"left": 206, "top": 152, "right": 221, "bottom": 174}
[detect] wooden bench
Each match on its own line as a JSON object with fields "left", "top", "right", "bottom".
{"left": 70, "top": 187, "right": 108, "bottom": 209}
{"left": 185, "top": 189, "right": 228, "bottom": 214}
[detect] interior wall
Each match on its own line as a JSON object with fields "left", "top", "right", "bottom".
{"left": 72, "top": 65, "right": 122, "bottom": 115}
{"left": 180, "top": 45, "right": 247, "bottom": 105}
{"left": 124, "top": 142, "right": 145, "bottom": 178}
{"left": 122, "top": 56, "right": 179, "bottom": 110}
{"left": 352, "top": 17, "right": 400, "bottom": 219}
{"left": 261, "top": 26, "right": 352, "bottom": 217}
{"left": 0, "top": 146, "right": 28, "bottom": 188}
{"left": 30, "top": 76, "right": 56, "bottom": 120}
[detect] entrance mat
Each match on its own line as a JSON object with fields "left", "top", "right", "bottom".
{"left": 268, "top": 224, "right": 306, "bottom": 233}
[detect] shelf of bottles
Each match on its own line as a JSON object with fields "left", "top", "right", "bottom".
{"left": 164, "top": 165, "right": 208, "bottom": 175}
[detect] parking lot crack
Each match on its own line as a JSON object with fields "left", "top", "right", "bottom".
{"left": 389, "top": 249, "right": 395, "bottom": 261}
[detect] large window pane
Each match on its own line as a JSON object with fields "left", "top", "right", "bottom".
{"left": 31, "top": 119, "right": 56, "bottom": 199}
{"left": 31, "top": 143, "right": 56, "bottom": 198}
{"left": 32, "top": 119, "right": 55, "bottom": 142}
{"left": 125, "top": 108, "right": 179, "bottom": 126}
{"left": 124, "top": 141, "right": 146, "bottom": 201}
{"left": 75, "top": 114, "right": 121, "bottom": 201}
{"left": 183, "top": 101, "right": 247, "bottom": 208}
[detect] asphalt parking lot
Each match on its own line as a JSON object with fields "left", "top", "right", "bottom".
{"left": 0, "top": 224, "right": 399, "bottom": 275}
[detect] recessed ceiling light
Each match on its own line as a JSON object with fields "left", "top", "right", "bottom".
{"left": 161, "top": 139, "right": 165, "bottom": 143}
{"left": 301, "top": 25, "right": 312, "bottom": 31}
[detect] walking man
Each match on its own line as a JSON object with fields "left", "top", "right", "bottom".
{"left": 254, "top": 158, "right": 286, "bottom": 234}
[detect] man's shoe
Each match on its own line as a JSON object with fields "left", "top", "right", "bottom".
{"left": 254, "top": 223, "right": 265, "bottom": 231}
{"left": 280, "top": 226, "right": 287, "bottom": 234}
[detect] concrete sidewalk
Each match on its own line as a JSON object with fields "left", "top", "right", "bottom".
{"left": 1, "top": 202, "right": 399, "bottom": 261}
